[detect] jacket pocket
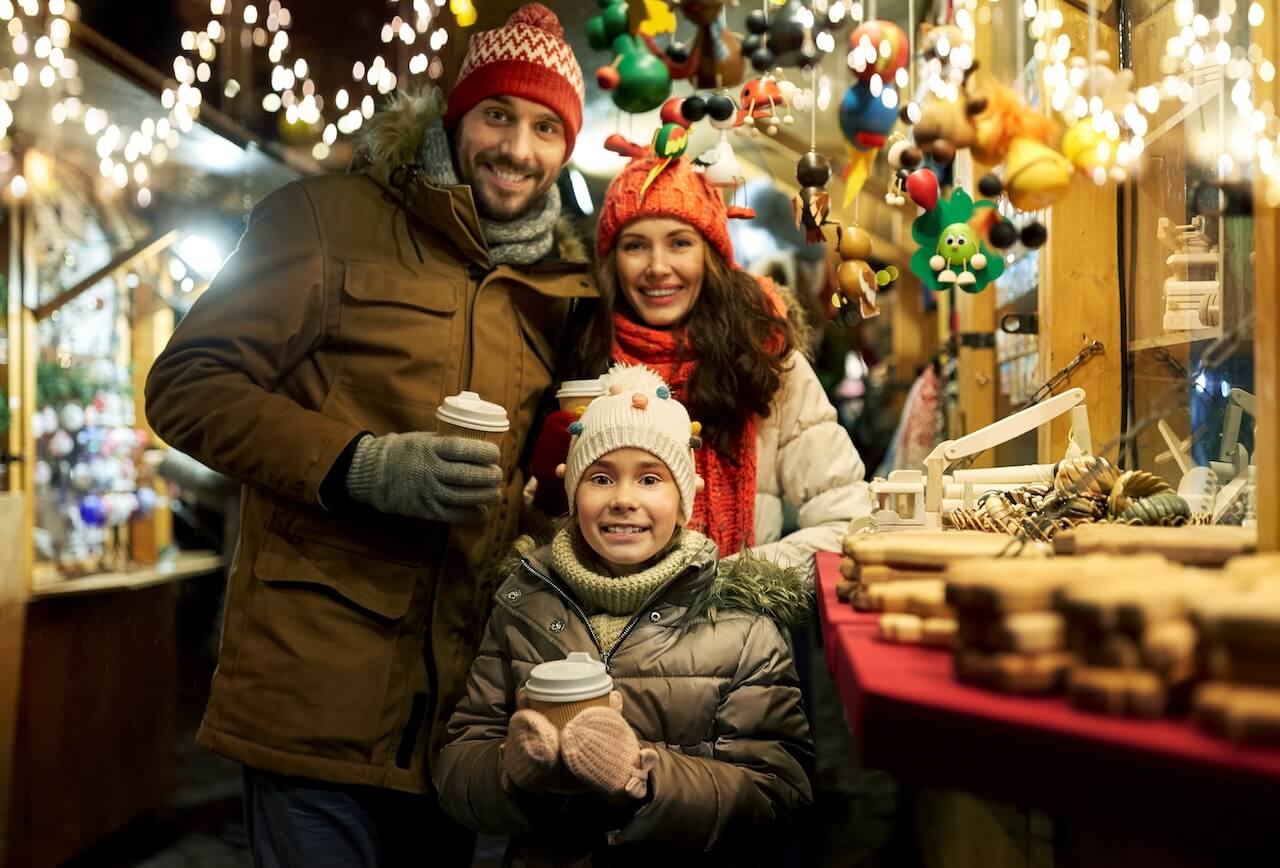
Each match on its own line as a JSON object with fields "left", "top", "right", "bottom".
{"left": 232, "top": 529, "right": 423, "bottom": 765}
{"left": 254, "top": 528, "right": 420, "bottom": 620}
{"left": 337, "top": 261, "right": 462, "bottom": 407}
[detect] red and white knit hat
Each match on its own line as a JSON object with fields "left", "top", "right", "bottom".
{"left": 443, "top": 4, "right": 585, "bottom": 156}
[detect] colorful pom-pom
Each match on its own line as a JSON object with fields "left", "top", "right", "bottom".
{"left": 691, "top": 421, "right": 702, "bottom": 435}
{"left": 568, "top": 421, "right": 584, "bottom": 435}
{"left": 689, "top": 436, "right": 703, "bottom": 449}
{"left": 632, "top": 393, "right": 649, "bottom": 409}
{"left": 656, "top": 386, "right": 670, "bottom": 399}
{"left": 574, "top": 405, "right": 587, "bottom": 418}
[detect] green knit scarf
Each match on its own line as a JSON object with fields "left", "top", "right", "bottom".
{"left": 551, "top": 527, "right": 705, "bottom": 650}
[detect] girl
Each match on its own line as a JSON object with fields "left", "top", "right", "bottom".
{"left": 535, "top": 150, "right": 869, "bottom": 572}
{"left": 436, "top": 365, "right": 812, "bottom": 867}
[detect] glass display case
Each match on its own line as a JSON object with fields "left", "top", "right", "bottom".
{"left": 1121, "top": 0, "right": 1258, "bottom": 526}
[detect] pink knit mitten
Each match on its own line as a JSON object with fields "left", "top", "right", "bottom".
{"left": 501, "top": 709, "right": 560, "bottom": 794}
{"left": 560, "top": 700, "right": 658, "bottom": 801}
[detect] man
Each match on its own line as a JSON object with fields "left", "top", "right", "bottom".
{"left": 144, "top": 6, "right": 592, "bottom": 865}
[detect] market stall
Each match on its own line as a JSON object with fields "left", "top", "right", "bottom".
{"left": 0, "top": 23, "right": 299, "bottom": 868}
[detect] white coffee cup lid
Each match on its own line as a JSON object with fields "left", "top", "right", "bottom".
{"left": 525, "top": 652, "right": 613, "bottom": 703}
{"left": 555, "top": 378, "right": 606, "bottom": 400}
{"left": 435, "top": 391, "right": 510, "bottom": 432}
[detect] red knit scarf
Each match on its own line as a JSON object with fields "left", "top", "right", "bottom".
{"left": 612, "top": 315, "right": 758, "bottom": 556}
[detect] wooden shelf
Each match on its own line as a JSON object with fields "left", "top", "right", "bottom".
{"left": 29, "top": 550, "right": 224, "bottom": 599}
{"left": 1130, "top": 329, "right": 1222, "bottom": 352}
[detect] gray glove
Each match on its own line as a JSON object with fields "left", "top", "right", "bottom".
{"left": 345, "top": 432, "right": 502, "bottom": 523}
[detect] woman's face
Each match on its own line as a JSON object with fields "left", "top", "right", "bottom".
{"left": 614, "top": 218, "right": 706, "bottom": 329}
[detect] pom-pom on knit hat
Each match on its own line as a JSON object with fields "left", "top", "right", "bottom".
{"left": 563, "top": 364, "right": 701, "bottom": 524}
{"left": 595, "top": 155, "right": 735, "bottom": 266}
{"left": 443, "top": 3, "right": 585, "bottom": 156}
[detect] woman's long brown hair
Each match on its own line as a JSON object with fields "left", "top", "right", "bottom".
{"left": 570, "top": 243, "right": 795, "bottom": 459}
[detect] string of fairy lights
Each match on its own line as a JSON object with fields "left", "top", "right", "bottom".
{"left": 0, "top": 0, "right": 1277, "bottom": 207}
{"left": 0, "top": 0, "right": 460, "bottom": 205}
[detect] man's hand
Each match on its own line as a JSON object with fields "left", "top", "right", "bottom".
{"left": 344, "top": 432, "right": 501, "bottom": 523}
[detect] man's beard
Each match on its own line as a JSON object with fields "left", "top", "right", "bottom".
{"left": 457, "top": 150, "right": 551, "bottom": 222}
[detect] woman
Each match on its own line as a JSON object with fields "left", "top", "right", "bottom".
{"left": 535, "top": 149, "right": 869, "bottom": 573}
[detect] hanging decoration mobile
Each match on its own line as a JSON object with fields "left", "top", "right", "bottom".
{"left": 587, "top": 0, "right": 675, "bottom": 113}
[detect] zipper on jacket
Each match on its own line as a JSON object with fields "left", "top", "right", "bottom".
{"left": 519, "top": 560, "right": 604, "bottom": 658}
{"left": 519, "top": 559, "right": 669, "bottom": 671}
{"left": 602, "top": 610, "right": 651, "bottom": 666}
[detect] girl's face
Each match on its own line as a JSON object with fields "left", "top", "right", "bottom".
{"left": 614, "top": 218, "right": 706, "bottom": 329}
{"left": 576, "top": 448, "right": 681, "bottom": 575}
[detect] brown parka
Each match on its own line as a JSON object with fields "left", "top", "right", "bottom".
{"left": 434, "top": 534, "right": 814, "bottom": 867}
{"left": 144, "top": 88, "right": 595, "bottom": 794}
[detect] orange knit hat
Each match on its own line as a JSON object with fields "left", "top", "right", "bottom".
{"left": 596, "top": 156, "right": 735, "bottom": 266}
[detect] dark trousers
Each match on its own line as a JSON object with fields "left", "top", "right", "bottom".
{"left": 243, "top": 767, "right": 476, "bottom": 868}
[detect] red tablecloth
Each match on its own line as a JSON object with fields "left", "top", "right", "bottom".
{"left": 813, "top": 551, "right": 1280, "bottom": 830}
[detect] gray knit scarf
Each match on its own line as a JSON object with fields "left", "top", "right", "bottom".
{"left": 420, "top": 120, "right": 560, "bottom": 266}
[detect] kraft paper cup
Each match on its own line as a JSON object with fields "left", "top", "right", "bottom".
{"left": 524, "top": 652, "right": 614, "bottom": 731}
{"left": 435, "top": 391, "right": 509, "bottom": 448}
{"left": 555, "top": 378, "right": 606, "bottom": 415}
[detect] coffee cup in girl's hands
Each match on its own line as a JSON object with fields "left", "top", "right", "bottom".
{"left": 523, "top": 652, "right": 614, "bottom": 730}
{"left": 554, "top": 378, "right": 605, "bottom": 414}
{"left": 435, "top": 391, "right": 510, "bottom": 448}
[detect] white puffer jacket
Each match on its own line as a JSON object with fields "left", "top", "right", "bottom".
{"left": 747, "top": 351, "right": 871, "bottom": 576}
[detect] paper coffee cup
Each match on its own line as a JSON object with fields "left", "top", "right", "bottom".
{"left": 554, "top": 378, "right": 605, "bottom": 414}
{"left": 524, "top": 651, "right": 614, "bottom": 730}
{"left": 435, "top": 391, "right": 509, "bottom": 447}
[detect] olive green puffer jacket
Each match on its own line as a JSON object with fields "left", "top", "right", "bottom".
{"left": 434, "top": 532, "right": 814, "bottom": 867}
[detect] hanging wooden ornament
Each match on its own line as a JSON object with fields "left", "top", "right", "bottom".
{"left": 830, "top": 223, "right": 896, "bottom": 323}
{"left": 839, "top": 81, "right": 899, "bottom": 206}
{"left": 738, "top": 73, "right": 793, "bottom": 136}
{"left": 792, "top": 150, "right": 833, "bottom": 244}
{"left": 884, "top": 139, "right": 923, "bottom": 206}
{"left": 910, "top": 189, "right": 1005, "bottom": 293}
{"left": 847, "top": 20, "right": 910, "bottom": 83}
{"left": 765, "top": 0, "right": 819, "bottom": 70}
{"left": 644, "top": 0, "right": 746, "bottom": 89}
{"left": 692, "top": 92, "right": 756, "bottom": 218}
{"left": 1004, "top": 137, "right": 1073, "bottom": 211}
{"left": 587, "top": 0, "right": 673, "bottom": 113}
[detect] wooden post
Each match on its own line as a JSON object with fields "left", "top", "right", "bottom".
{"left": 954, "top": 0, "right": 999, "bottom": 463}
{"left": 0, "top": 494, "right": 24, "bottom": 868}
{"left": 1255, "top": 11, "right": 1279, "bottom": 551}
{"left": 1037, "top": 2, "right": 1122, "bottom": 463}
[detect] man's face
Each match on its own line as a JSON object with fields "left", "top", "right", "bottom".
{"left": 454, "top": 96, "right": 567, "bottom": 221}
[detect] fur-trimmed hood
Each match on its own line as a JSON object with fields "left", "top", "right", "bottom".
{"left": 359, "top": 85, "right": 587, "bottom": 263}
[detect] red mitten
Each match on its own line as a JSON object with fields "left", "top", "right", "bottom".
{"left": 501, "top": 708, "right": 560, "bottom": 794}
{"left": 530, "top": 410, "right": 575, "bottom": 516}
{"left": 559, "top": 696, "right": 658, "bottom": 801}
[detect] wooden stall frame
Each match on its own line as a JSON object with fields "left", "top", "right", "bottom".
{"left": 1036, "top": 1, "right": 1123, "bottom": 463}
{"left": 1256, "top": 10, "right": 1279, "bottom": 551}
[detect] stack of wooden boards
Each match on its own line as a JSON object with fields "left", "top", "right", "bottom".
{"left": 837, "top": 525, "right": 1280, "bottom": 744}
{"left": 1192, "top": 556, "right": 1280, "bottom": 744}
{"left": 839, "top": 532, "right": 1051, "bottom": 650}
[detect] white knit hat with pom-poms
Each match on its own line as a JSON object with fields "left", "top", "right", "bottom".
{"left": 563, "top": 364, "right": 701, "bottom": 523}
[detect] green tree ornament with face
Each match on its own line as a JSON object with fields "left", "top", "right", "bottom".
{"left": 910, "top": 188, "right": 1004, "bottom": 293}
{"left": 928, "top": 222, "right": 988, "bottom": 287}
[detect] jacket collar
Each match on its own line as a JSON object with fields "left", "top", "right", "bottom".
{"left": 518, "top": 533, "right": 720, "bottom": 621}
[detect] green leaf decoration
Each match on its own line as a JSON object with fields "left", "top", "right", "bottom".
{"left": 911, "top": 188, "right": 1006, "bottom": 294}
